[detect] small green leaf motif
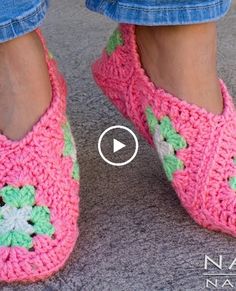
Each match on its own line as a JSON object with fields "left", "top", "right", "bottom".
{"left": 0, "top": 185, "right": 35, "bottom": 208}
{"left": 146, "top": 107, "right": 159, "bottom": 135}
{"left": 0, "top": 232, "right": 12, "bottom": 247}
{"left": 72, "top": 161, "right": 80, "bottom": 181}
{"left": 163, "top": 155, "right": 184, "bottom": 181}
{"left": 10, "top": 231, "right": 33, "bottom": 249}
{"left": 63, "top": 122, "right": 75, "bottom": 157}
{"left": 31, "top": 206, "right": 51, "bottom": 223}
{"left": 0, "top": 185, "right": 55, "bottom": 249}
{"left": 31, "top": 206, "right": 54, "bottom": 236}
{"left": 0, "top": 186, "right": 20, "bottom": 208}
{"left": 159, "top": 117, "right": 173, "bottom": 137}
{"left": 106, "top": 28, "right": 124, "bottom": 56}
{"left": 145, "top": 107, "right": 187, "bottom": 181}
{"left": 166, "top": 131, "right": 187, "bottom": 151}
{"left": 62, "top": 120, "right": 80, "bottom": 180}
{"left": 0, "top": 231, "right": 32, "bottom": 248}
{"left": 33, "top": 221, "right": 55, "bottom": 236}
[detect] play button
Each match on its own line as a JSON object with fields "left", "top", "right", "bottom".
{"left": 98, "top": 125, "right": 139, "bottom": 166}
{"left": 113, "top": 139, "right": 126, "bottom": 153}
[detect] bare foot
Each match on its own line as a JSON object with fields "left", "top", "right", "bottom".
{"left": 136, "top": 23, "right": 223, "bottom": 115}
{"left": 0, "top": 30, "right": 52, "bottom": 141}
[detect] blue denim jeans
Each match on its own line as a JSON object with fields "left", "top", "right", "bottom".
{"left": 86, "top": 0, "right": 232, "bottom": 25}
{"left": 0, "top": 0, "right": 49, "bottom": 42}
{"left": 0, "top": 0, "right": 232, "bottom": 42}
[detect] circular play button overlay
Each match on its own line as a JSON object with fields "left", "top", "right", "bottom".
{"left": 98, "top": 125, "right": 139, "bottom": 166}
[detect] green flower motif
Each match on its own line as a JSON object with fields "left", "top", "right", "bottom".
{"left": 106, "top": 28, "right": 124, "bottom": 56}
{"left": 146, "top": 107, "right": 187, "bottom": 181}
{"left": 62, "top": 121, "right": 80, "bottom": 181}
{"left": 0, "top": 185, "right": 55, "bottom": 249}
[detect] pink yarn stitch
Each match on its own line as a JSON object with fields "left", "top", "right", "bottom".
{"left": 92, "top": 24, "right": 236, "bottom": 237}
{"left": 0, "top": 29, "right": 79, "bottom": 282}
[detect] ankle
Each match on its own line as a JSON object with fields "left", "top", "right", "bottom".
{"left": 0, "top": 30, "right": 52, "bottom": 140}
{"left": 135, "top": 23, "right": 223, "bottom": 114}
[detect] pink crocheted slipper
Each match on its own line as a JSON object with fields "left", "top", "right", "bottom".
{"left": 93, "top": 24, "right": 236, "bottom": 237}
{"left": 0, "top": 30, "right": 79, "bottom": 282}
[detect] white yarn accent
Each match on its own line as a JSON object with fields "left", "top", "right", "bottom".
{"left": 0, "top": 205, "right": 34, "bottom": 235}
{"left": 153, "top": 124, "right": 174, "bottom": 162}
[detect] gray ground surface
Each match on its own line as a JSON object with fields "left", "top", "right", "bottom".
{"left": 1, "top": 1, "right": 236, "bottom": 290}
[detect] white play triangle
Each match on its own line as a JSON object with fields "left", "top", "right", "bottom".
{"left": 113, "top": 139, "right": 126, "bottom": 153}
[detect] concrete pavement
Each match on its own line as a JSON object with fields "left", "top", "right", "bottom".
{"left": 1, "top": 1, "right": 236, "bottom": 290}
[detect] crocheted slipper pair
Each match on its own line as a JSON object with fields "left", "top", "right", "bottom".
{"left": 0, "top": 30, "right": 79, "bottom": 282}
{"left": 93, "top": 24, "right": 236, "bottom": 237}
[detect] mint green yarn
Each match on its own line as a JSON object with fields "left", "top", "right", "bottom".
{"left": 63, "top": 122, "right": 75, "bottom": 157}
{"left": 145, "top": 107, "right": 187, "bottom": 181}
{"left": 0, "top": 185, "right": 35, "bottom": 208}
{"left": 229, "top": 157, "right": 236, "bottom": 191}
{"left": 31, "top": 206, "right": 50, "bottom": 223}
{"left": 31, "top": 206, "right": 54, "bottom": 236}
{"left": 0, "top": 231, "right": 33, "bottom": 249}
{"left": 229, "top": 177, "right": 236, "bottom": 190}
{"left": 73, "top": 161, "right": 80, "bottom": 181}
{"left": 159, "top": 116, "right": 172, "bottom": 136}
{"left": 166, "top": 132, "right": 186, "bottom": 151}
{"left": 0, "top": 232, "right": 11, "bottom": 247}
{"left": 146, "top": 108, "right": 187, "bottom": 151}
{"left": 146, "top": 107, "right": 159, "bottom": 134}
{"left": 11, "top": 231, "right": 33, "bottom": 249}
{"left": 63, "top": 120, "right": 80, "bottom": 180}
{"left": 0, "top": 185, "right": 55, "bottom": 249}
{"left": 33, "top": 221, "right": 55, "bottom": 236}
{"left": 230, "top": 177, "right": 236, "bottom": 190}
{"left": 163, "top": 155, "right": 184, "bottom": 181}
{"left": 106, "top": 28, "right": 123, "bottom": 55}
{"left": 0, "top": 187, "right": 19, "bottom": 207}
{"left": 160, "top": 117, "right": 187, "bottom": 150}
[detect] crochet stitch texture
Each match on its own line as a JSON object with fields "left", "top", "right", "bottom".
{"left": 0, "top": 30, "right": 80, "bottom": 282}
{"left": 0, "top": 185, "right": 54, "bottom": 249}
{"left": 146, "top": 107, "right": 187, "bottom": 181}
{"left": 92, "top": 24, "right": 236, "bottom": 237}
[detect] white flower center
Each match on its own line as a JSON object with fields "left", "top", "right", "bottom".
{"left": 153, "top": 124, "right": 174, "bottom": 162}
{"left": 0, "top": 205, "right": 34, "bottom": 235}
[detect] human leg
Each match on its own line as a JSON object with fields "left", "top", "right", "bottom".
{"left": 0, "top": 1, "right": 80, "bottom": 282}
{"left": 90, "top": 1, "right": 236, "bottom": 237}
{"left": 136, "top": 23, "right": 222, "bottom": 114}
